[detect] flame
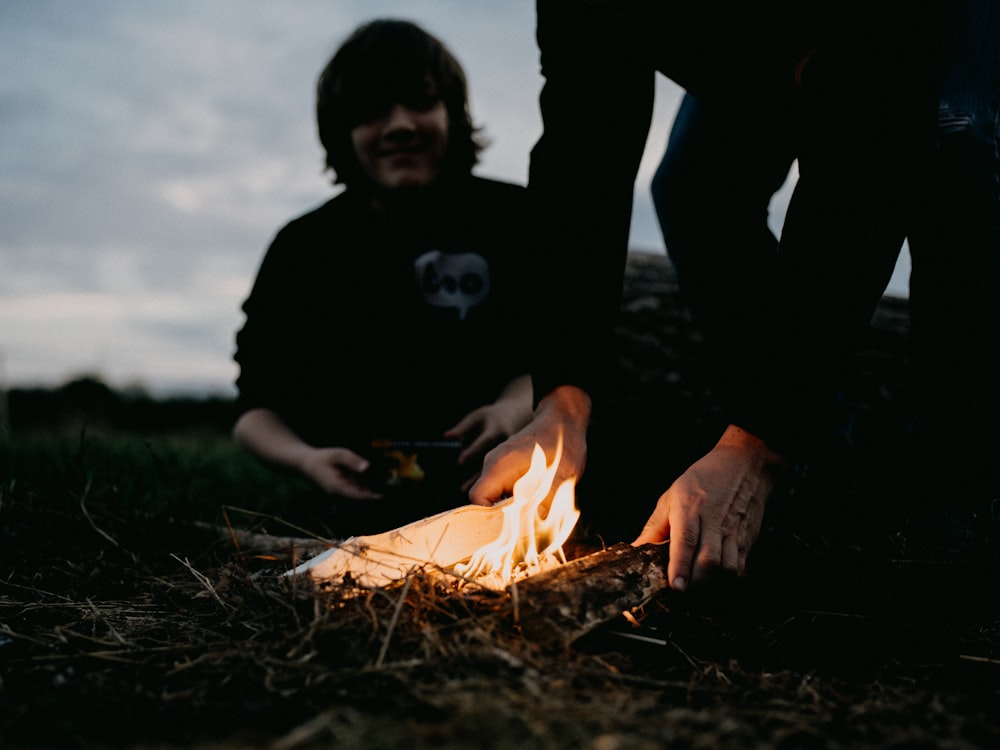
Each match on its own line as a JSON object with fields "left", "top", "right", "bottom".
{"left": 457, "top": 437, "right": 580, "bottom": 590}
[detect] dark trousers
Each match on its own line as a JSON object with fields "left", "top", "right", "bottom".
{"left": 649, "top": 1, "right": 999, "bottom": 502}
{"left": 532, "top": 0, "right": 944, "bottom": 455}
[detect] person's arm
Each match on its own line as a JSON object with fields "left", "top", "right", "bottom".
{"left": 233, "top": 407, "right": 380, "bottom": 500}
{"left": 527, "top": 0, "right": 656, "bottom": 404}
{"left": 470, "top": 2, "right": 652, "bottom": 506}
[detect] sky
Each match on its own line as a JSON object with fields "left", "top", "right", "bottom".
{"left": 0, "top": 1, "right": 912, "bottom": 397}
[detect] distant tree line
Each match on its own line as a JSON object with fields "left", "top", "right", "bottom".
{"left": 4, "top": 376, "right": 237, "bottom": 435}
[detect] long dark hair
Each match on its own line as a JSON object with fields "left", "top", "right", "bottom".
{"left": 316, "top": 19, "right": 486, "bottom": 187}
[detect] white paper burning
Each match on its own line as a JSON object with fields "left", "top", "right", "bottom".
{"left": 287, "top": 441, "right": 579, "bottom": 590}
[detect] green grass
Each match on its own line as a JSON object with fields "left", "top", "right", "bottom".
{"left": 0, "top": 426, "right": 311, "bottom": 527}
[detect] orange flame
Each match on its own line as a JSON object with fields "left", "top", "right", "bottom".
{"left": 457, "top": 438, "right": 580, "bottom": 590}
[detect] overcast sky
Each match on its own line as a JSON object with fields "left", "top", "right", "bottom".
{"left": 0, "top": 1, "right": 910, "bottom": 396}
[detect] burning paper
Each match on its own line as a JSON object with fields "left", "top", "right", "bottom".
{"left": 455, "top": 443, "right": 579, "bottom": 589}
{"left": 287, "top": 440, "right": 579, "bottom": 590}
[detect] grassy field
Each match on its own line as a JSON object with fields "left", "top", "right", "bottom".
{"left": 3, "top": 421, "right": 1000, "bottom": 749}
{"left": 1, "top": 427, "right": 308, "bottom": 527}
{"left": 3, "top": 254, "right": 999, "bottom": 749}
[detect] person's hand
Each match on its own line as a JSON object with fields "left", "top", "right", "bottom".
{"left": 299, "top": 447, "right": 382, "bottom": 500}
{"left": 469, "top": 385, "right": 591, "bottom": 506}
{"left": 445, "top": 375, "right": 534, "bottom": 492}
{"left": 633, "top": 424, "right": 786, "bottom": 591}
{"left": 445, "top": 404, "right": 521, "bottom": 493}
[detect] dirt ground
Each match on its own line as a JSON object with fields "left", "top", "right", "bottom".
{"left": 2, "top": 252, "right": 999, "bottom": 749}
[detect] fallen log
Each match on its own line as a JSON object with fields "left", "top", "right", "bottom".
{"left": 510, "top": 542, "right": 671, "bottom": 649}
{"left": 194, "top": 521, "right": 331, "bottom": 560}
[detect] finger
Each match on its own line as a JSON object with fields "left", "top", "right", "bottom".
{"left": 318, "top": 475, "right": 381, "bottom": 500}
{"left": 457, "top": 434, "right": 489, "bottom": 467}
{"left": 444, "top": 410, "right": 484, "bottom": 441}
{"left": 633, "top": 501, "right": 671, "bottom": 546}
{"left": 468, "top": 444, "right": 527, "bottom": 505}
{"left": 346, "top": 456, "right": 371, "bottom": 474}
{"left": 460, "top": 469, "right": 481, "bottom": 495}
{"left": 337, "top": 486, "right": 382, "bottom": 501}
{"left": 721, "top": 534, "right": 740, "bottom": 576}
{"left": 735, "top": 515, "right": 757, "bottom": 576}
{"left": 328, "top": 449, "right": 370, "bottom": 475}
{"left": 443, "top": 420, "right": 471, "bottom": 440}
{"left": 461, "top": 423, "right": 509, "bottom": 465}
{"left": 691, "top": 527, "right": 723, "bottom": 587}
{"left": 664, "top": 505, "right": 699, "bottom": 593}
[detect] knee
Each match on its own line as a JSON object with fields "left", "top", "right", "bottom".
{"left": 650, "top": 150, "right": 708, "bottom": 244}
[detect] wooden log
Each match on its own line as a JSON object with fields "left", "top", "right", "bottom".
{"left": 510, "top": 542, "right": 670, "bottom": 649}
{"left": 193, "top": 521, "right": 331, "bottom": 559}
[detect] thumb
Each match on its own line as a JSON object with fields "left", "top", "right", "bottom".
{"left": 331, "top": 448, "right": 370, "bottom": 474}
{"left": 633, "top": 501, "right": 670, "bottom": 547}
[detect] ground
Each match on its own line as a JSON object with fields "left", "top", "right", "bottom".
{"left": 2, "top": 252, "right": 999, "bottom": 749}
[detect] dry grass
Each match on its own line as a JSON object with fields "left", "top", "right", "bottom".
{"left": 4, "top": 475, "right": 1000, "bottom": 749}
{"left": 3, "top": 253, "right": 1000, "bottom": 748}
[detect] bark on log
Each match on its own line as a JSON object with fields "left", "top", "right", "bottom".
{"left": 194, "top": 521, "right": 331, "bottom": 559}
{"left": 510, "top": 542, "right": 670, "bottom": 649}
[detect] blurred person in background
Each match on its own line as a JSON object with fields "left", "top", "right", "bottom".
{"left": 233, "top": 19, "right": 534, "bottom": 536}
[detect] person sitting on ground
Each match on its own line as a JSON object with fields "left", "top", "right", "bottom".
{"left": 232, "top": 19, "right": 534, "bottom": 536}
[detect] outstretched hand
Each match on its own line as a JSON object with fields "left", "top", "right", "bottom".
{"left": 633, "top": 424, "right": 786, "bottom": 591}
{"left": 300, "top": 446, "right": 383, "bottom": 500}
{"left": 445, "top": 374, "right": 534, "bottom": 492}
{"left": 469, "top": 385, "right": 591, "bottom": 506}
{"left": 232, "top": 408, "right": 383, "bottom": 501}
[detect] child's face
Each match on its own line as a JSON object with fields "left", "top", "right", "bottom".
{"left": 350, "top": 99, "right": 449, "bottom": 192}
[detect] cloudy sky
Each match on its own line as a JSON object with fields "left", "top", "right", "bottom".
{"left": 1, "top": 1, "right": 910, "bottom": 397}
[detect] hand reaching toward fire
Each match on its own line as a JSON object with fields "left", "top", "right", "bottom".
{"left": 445, "top": 374, "right": 534, "bottom": 492}
{"left": 469, "top": 385, "right": 591, "bottom": 506}
{"left": 633, "top": 424, "right": 786, "bottom": 591}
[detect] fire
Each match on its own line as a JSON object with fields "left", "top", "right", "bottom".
{"left": 457, "top": 438, "right": 580, "bottom": 590}
{"left": 287, "top": 437, "right": 580, "bottom": 592}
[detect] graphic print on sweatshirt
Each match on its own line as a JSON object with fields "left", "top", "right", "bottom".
{"left": 413, "top": 250, "right": 490, "bottom": 320}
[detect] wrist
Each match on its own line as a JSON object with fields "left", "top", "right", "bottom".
{"left": 718, "top": 424, "right": 788, "bottom": 473}
{"left": 290, "top": 443, "right": 319, "bottom": 477}
{"left": 537, "top": 385, "right": 592, "bottom": 432}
